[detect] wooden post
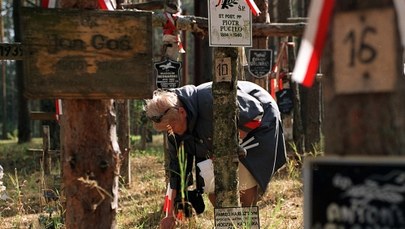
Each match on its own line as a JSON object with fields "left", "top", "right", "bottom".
{"left": 116, "top": 100, "right": 131, "bottom": 187}
{"left": 59, "top": 1, "right": 120, "bottom": 228}
{"left": 42, "top": 125, "right": 51, "bottom": 175}
{"left": 323, "top": 0, "right": 405, "bottom": 155}
{"left": 213, "top": 47, "right": 240, "bottom": 207}
{"left": 61, "top": 100, "right": 120, "bottom": 229}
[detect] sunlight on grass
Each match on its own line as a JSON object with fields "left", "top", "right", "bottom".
{"left": 0, "top": 135, "right": 315, "bottom": 228}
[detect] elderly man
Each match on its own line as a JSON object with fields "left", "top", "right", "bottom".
{"left": 144, "top": 81, "right": 287, "bottom": 229}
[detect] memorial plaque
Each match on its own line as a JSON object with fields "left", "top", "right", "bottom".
{"left": 21, "top": 7, "right": 153, "bottom": 99}
{"left": 154, "top": 59, "right": 181, "bottom": 89}
{"left": 276, "top": 88, "right": 293, "bottom": 114}
{"left": 248, "top": 49, "right": 272, "bottom": 78}
{"left": 208, "top": 0, "right": 252, "bottom": 47}
{"left": 214, "top": 206, "right": 260, "bottom": 228}
{"left": 304, "top": 156, "right": 405, "bottom": 229}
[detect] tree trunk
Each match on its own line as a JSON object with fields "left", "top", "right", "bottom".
{"left": 323, "top": 0, "right": 405, "bottom": 155}
{"left": 116, "top": 100, "right": 131, "bottom": 187}
{"left": 300, "top": 83, "right": 322, "bottom": 152}
{"left": 61, "top": 100, "right": 120, "bottom": 229}
{"left": 213, "top": 47, "right": 240, "bottom": 207}
{"left": 59, "top": 1, "right": 120, "bottom": 228}
{"left": 13, "top": 0, "right": 31, "bottom": 143}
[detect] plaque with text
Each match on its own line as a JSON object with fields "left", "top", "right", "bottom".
{"left": 208, "top": 0, "right": 252, "bottom": 47}
{"left": 0, "top": 43, "right": 23, "bottom": 60}
{"left": 248, "top": 49, "right": 272, "bottom": 78}
{"left": 21, "top": 7, "right": 153, "bottom": 99}
{"left": 154, "top": 59, "right": 181, "bottom": 89}
{"left": 214, "top": 206, "right": 259, "bottom": 228}
{"left": 304, "top": 156, "right": 405, "bottom": 229}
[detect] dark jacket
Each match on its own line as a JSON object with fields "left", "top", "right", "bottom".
{"left": 167, "top": 81, "right": 287, "bottom": 193}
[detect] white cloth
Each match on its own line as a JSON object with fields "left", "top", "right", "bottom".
{"left": 197, "top": 159, "right": 215, "bottom": 194}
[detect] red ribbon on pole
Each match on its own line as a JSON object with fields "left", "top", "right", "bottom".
{"left": 245, "top": 0, "right": 261, "bottom": 16}
{"left": 292, "top": 0, "right": 335, "bottom": 87}
{"left": 98, "top": 0, "right": 115, "bottom": 10}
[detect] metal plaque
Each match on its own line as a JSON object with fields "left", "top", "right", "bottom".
{"left": 248, "top": 49, "right": 273, "bottom": 78}
{"left": 154, "top": 59, "right": 182, "bottom": 89}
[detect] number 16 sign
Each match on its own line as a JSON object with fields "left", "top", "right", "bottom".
{"left": 333, "top": 7, "right": 397, "bottom": 94}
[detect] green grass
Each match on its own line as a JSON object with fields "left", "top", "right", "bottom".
{"left": 0, "top": 135, "right": 310, "bottom": 228}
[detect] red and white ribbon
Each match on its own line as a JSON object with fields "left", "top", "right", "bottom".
{"left": 163, "top": 183, "right": 173, "bottom": 217}
{"left": 292, "top": 0, "right": 335, "bottom": 87}
{"left": 245, "top": 0, "right": 261, "bottom": 16}
{"left": 41, "top": 0, "right": 56, "bottom": 8}
{"left": 98, "top": 0, "right": 115, "bottom": 11}
{"left": 55, "top": 99, "right": 63, "bottom": 122}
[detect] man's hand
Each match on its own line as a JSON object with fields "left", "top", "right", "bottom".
{"left": 160, "top": 216, "right": 175, "bottom": 229}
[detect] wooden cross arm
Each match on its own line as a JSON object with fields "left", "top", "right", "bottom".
{"left": 152, "top": 13, "right": 305, "bottom": 37}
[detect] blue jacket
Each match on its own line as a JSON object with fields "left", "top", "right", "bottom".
{"left": 167, "top": 81, "right": 287, "bottom": 193}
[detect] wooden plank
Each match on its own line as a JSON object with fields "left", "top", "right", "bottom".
{"left": 29, "top": 112, "right": 56, "bottom": 121}
{"left": 0, "top": 43, "right": 24, "bottom": 60}
{"left": 20, "top": 7, "right": 154, "bottom": 99}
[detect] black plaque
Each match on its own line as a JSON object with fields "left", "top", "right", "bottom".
{"left": 248, "top": 49, "right": 272, "bottom": 78}
{"left": 276, "top": 88, "right": 293, "bottom": 114}
{"left": 154, "top": 59, "right": 182, "bottom": 89}
{"left": 304, "top": 157, "right": 405, "bottom": 229}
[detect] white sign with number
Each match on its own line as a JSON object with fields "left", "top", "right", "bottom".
{"left": 208, "top": 0, "right": 252, "bottom": 47}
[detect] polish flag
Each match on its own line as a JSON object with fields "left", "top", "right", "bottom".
{"left": 245, "top": 0, "right": 261, "bottom": 16}
{"left": 98, "top": 0, "right": 115, "bottom": 10}
{"left": 55, "top": 99, "right": 63, "bottom": 122}
{"left": 292, "top": 0, "right": 335, "bottom": 87}
{"left": 41, "top": 0, "right": 56, "bottom": 8}
{"left": 163, "top": 183, "right": 173, "bottom": 217}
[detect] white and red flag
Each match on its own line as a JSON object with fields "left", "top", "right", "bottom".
{"left": 41, "top": 0, "right": 56, "bottom": 8}
{"left": 98, "top": 0, "right": 116, "bottom": 10}
{"left": 292, "top": 0, "right": 335, "bottom": 87}
{"left": 163, "top": 183, "right": 173, "bottom": 217}
{"left": 245, "top": 0, "right": 261, "bottom": 16}
{"left": 55, "top": 99, "right": 63, "bottom": 122}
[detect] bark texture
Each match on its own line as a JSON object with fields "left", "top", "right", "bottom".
{"left": 61, "top": 100, "right": 120, "bottom": 229}
{"left": 213, "top": 47, "right": 240, "bottom": 207}
{"left": 323, "top": 0, "right": 405, "bottom": 155}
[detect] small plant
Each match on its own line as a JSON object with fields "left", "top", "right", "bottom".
{"left": 38, "top": 203, "right": 64, "bottom": 229}
{"left": 166, "top": 125, "right": 197, "bottom": 227}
